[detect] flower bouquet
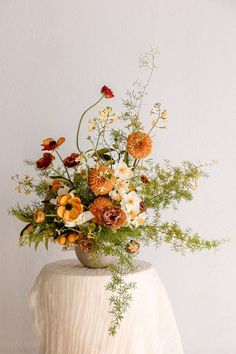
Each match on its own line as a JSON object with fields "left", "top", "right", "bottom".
{"left": 10, "top": 49, "right": 223, "bottom": 335}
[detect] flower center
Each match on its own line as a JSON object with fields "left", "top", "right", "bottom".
{"left": 65, "top": 203, "right": 73, "bottom": 211}
{"left": 49, "top": 140, "right": 56, "bottom": 146}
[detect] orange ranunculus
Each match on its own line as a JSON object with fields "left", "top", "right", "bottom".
{"left": 34, "top": 210, "right": 45, "bottom": 223}
{"left": 36, "top": 153, "right": 55, "bottom": 169}
{"left": 63, "top": 153, "right": 81, "bottom": 168}
{"left": 89, "top": 197, "right": 113, "bottom": 223}
{"left": 101, "top": 206, "right": 126, "bottom": 229}
{"left": 101, "top": 85, "right": 114, "bottom": 98}
{"left": 57, "top": 194, "right": 83, "bottom": 222}
{"left": 41, "top": 137, "right": 65, "bottom": 151}
{"left": 51, "top": 179, "right": 62, "bottom": 192}
{"left": 88, "top": 165, "right": 116, "bottom": 195}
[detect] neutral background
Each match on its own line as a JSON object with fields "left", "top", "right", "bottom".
{"left": 1, "top": 0, "right": 236, "bottom": 353}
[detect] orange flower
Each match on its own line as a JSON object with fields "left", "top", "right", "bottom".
{"left": 63, "top": 153, "right": 81, "bottom": 167}
{"left": 34, "top": 210, "right": 45, "bottom": 223}
{"left": 57, "top": 194, "right": 83, "bottom": 222}
{"left": 89, "top": 197, "right": 113, "bottom": 223}
{"left": 51, "top": 179, "right": 62, "bottom": 192}
{"left": 101, "top": 206, "right": 126, "bottom": 229}
{"left": 79, "top": 241, "right": 93, "bottom": 252}
{"left": 36, "top": 153, "right": 55, "bottom": 169}
{"left": 41, "top": 137, "right": 65, "bottom": 151}
{"left": 88, "top": 165, "right": 116, "bottom": 195}
{"left": 125, "top": 240, "right": 140, "bottom": 254}
{"left": 127, "top": 131, "right": 152, "bottom": 159}
{"left": 101, "top": 85, "right": 114, "bottom": 98}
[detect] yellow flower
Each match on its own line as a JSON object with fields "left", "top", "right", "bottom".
{"left": 57, "top": 194, "right": 83, "bottom": 222}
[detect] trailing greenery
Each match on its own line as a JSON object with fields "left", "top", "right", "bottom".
{"left": 9, "top": 48, "right": 225, "bottom": 336}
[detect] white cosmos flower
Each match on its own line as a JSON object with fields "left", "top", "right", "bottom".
{"left": 121, "top": 191, "right": 141, "bottom": 212}
{"left": 58, "top": 185, "right": 70, "bottom": 196}
{"left": 64, "top": 211, "right": 94, "bottom": 227}
{"left": 114, "top": 179, "right": 129, "bottom": 194}
{"left": 126, "top": 209, "right": 139, "bottom": 220}
{"left": 114, "top": 162, "right": 133, "bottom": 180}
{"left": 132, "top": 212, "right": 147, "bottom": 227}
{"left": 109, "top": 190, "right": 122, "bottom": 201}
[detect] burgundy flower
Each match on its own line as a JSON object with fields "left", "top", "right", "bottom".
{"left": 139, "top": 201, "right": 147, "bottom": 212}
{"left": 125, "top": 240, "right": 140, "bottom": 254}
{"left": 101, "top": 85, "right": 114, "bottom": 99}
{"left": 101, "top": 206, "right": 126, "bottom": 229}
{"left": 140, "top": 175, "right": 149, "bottom": 184}
{"left": 63, "top": 153, "right": 81, "bottom": 168}
{"left": 36, "top": 153, "right": 55, "bottom": 169}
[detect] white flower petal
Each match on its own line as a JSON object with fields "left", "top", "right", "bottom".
{"left": 114, "top": 162, "right": 133, "bottom": 180}
{"left": 75, "top": 211, "right": 94, "bottom": 225}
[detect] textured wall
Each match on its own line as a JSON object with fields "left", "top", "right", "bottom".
{"left": 0, "top": 0, "right": 236, "bottom": 353}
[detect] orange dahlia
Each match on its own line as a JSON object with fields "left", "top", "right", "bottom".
{"left": 89, "top": 197, "right": 113, "bottom": 223}
{"left": 57, "top": 194, "right": 83, "bottom": 222}
{"left": 127, "top": 131, "right": 152, "bottom": 159}
{"left": 88, "top": 165, "right": 116, "bottom": 195}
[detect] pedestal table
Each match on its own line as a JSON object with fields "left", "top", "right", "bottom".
{"left": 29, "top": 259, "right": 184, "bottom": 354}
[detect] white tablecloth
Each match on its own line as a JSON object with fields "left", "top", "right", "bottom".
{"left": 29, "top": 259, "right": 184, "bottom": 354}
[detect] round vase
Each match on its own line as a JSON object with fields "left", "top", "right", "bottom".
{"left": 75, "top": 246, "right": 117, "bottom": 269}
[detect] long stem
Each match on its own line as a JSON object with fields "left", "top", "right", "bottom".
{"left": 137, "top": 58, "right": 155, "bottom": 117}
{"left": 76, "top": 95, "right": 104, "bottom": 153}
{"left": 55, "top": 150, "right": 71, "bottom": 181}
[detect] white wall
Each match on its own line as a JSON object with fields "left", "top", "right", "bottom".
{"left": 0, "top": 0, "right": 236, "bottom": 353}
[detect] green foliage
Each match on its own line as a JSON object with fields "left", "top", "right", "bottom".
{"left": 106, "top": 251, "right": 136, "bottom": 336}
{"left": 138, "top": 160, "right": 209, "bottom": 212}
{"left": 10, "top": 48, "right": 225, "bottom": 337}
{"left": 73, "top": 172, "right": 94, "bottom": 205}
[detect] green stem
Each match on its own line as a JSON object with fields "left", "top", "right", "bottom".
{"left": 54, "top": 150, "right": 71, "bottom": 181}
{"left": 76, "top": 95, "right": 104, "bottom": 153}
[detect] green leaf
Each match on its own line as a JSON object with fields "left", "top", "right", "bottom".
{"left": 45, "top": 237, "right": 49, "bottom": 250}
{"left": 103, "top": 160, "right": 115, "bottom": 166}
{"left": 95, "top": 148, "right": 114, "bottom": 155}
{"left": 49, "top": 175, "right": 74, "bottom": 187}
{"left": 34, "top": 238, "right": 41, "bottom": 251}
{"left": 15, "top": 213, "right": 32, "bottom": 223}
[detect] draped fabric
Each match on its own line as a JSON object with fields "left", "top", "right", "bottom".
{"left": 29, "top": 259, "right": 184, "bottom": 354}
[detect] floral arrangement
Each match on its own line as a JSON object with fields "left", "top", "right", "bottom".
{"left": 10, "top": 49, "right": 224, "bottom": 335}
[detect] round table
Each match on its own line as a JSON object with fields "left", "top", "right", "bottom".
{"left": 29, "top": 259, "right": 184, "bottom": 354}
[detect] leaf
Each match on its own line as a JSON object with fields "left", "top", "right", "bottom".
{"left": 44, "top": 237, "right": 49, "bottom": 250}
{"left": 20, "top": 223, "right": 33, "bottom": 237}
{"left": 95, "top": 148, "right": 114, "bottom": 155}
{"left": 34, "top": 238, "right": 41, "bottom": 251}
{"left": 49, "top": 175, "right": 74, "bottom": 187}
{"left": 15, "top": 213, "right": 32, "bottom": 223}
{"left": 103, "top": 160, "right": 115, "bottom": 166}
